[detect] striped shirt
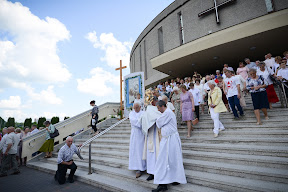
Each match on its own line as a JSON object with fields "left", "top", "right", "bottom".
{"left": 57, "top": 143, "right": 78, "bottom": 164}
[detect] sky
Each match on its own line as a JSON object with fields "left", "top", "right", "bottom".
{"left": 0, "top": 0, "right": 174, "bottom": 122}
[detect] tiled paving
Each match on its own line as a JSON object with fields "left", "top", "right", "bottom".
{"left": 0, "top": 166, "right": 110, "bottom": 192}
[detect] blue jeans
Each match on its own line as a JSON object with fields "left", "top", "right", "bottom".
{"left": 228, "top": 95, "right": 243, "bottom": 118}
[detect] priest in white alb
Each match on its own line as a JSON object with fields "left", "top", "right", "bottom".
{"left": 139, "top": 96, "right": 162, "bottom": 181}
{"left": 152, "top": 100, "right": 187, "bottom": 192}
{"left": 128, "top": 103, "right": 146, "bottom": 178}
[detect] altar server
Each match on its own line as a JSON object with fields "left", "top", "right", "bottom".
{"left": 129, "top": 103, "right": 146, "bottom": 178}
{"left": 152, "top": 100, "right": 187, "bottom": 192}
{"left": 140, "top": 96, "right": 162, "bottom": 181}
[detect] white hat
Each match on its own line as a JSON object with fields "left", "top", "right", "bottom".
{"left": 173, "top": 87, "right": 179, "bottom": 92}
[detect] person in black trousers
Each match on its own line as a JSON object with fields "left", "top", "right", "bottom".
{"left": 55, "top": 137, "right": 82, "bottom": 184}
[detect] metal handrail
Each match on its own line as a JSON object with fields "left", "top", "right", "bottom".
{"left": 23, "top": 102, "right": 120, "bottom": 142}
{"left": 78, "top": 117, "right": 128, "bottom": 174}
{"left": 275, "top": 78, "right": 288, "bottom": 108}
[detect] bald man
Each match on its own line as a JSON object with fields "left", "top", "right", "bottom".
{"left": 0, "top": 127, "right": 20, "bottom": 177}
{"left": 129, "top": 103, "right": 146, "bottom": 178}
{"left": 55, "top": 136, "right": 82, "bottom": 184}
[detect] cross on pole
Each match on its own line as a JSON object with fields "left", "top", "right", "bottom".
{"left": 115, "top": 60, "right": 127, "bottom": 119}
{"left": 198, "top": 0, "right": 236, "bottom": 24}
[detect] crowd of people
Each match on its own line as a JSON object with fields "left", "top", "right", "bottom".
{"left": 128, "top": 52, "right": 288, "bottom": 191}
{"left": 0, "top": 125, "right": 40, "bottom": 172}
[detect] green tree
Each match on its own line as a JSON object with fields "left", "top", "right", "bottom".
{"left": 51, "top": 116, "right": 59, "bottom": 125}
{"left": 64, "top": 117, "right": 70, "bottom": 120}
{"left": 0, "top": 117, "right": 6, "bottom": 129}
{"left": 24, "top": 118, "right": 32, "bottom": 128}
{"left": 37, "top": 117, "right": 46, "bottom": 128}
{"left": 5, "top": 117, "right": 15, "bottom": 127}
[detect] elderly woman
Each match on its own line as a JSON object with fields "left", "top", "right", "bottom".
{"left": 256, "top": 62, "right": 279, "bottom": 109}
{"left": 180, "top": 85, "right": 195, "bottom": 138}
{"left": 207, "top": 80, "right": 227, "bottom": 138}
{"left": 39, "top": 121, "right": 56, "bottom": 158}
{"left": 247, "top": 69, "right": 269, "bottom": 125}
{"left": 171, "top": 86, "right": 182, "bottom": 124}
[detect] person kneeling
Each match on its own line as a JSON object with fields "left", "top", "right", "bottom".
{"left": 55, "top": 136, "right": 82, "bottom": 184}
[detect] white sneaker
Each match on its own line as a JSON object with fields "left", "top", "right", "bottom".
{"left": 214, "top": 133, "right": 218, "bottom": 138}
{"left": 219, "top": 129, "right": 225, "bottom": 132}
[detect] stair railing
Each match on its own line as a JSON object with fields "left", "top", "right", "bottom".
{"left": 276, "top": 80, "right": 288, "bottom": 108}
{"left": 78, "top": 117, "right": 128, "bottom": 174}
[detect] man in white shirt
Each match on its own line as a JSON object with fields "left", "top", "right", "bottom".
{"left": 161, "top": 95, "right": 175, "bottom": 112}
{"left": 255, "top": 60, "right": 261, "bottom": 71}
{"left": 157, "top": 82, "right": 163, "bottom": 94}
{"left": 0, "top": 127, "right": 20, "bottom": 177}
{"left": 277, "top": 62, "right": 288, "bottom": 98}
{"left": 165, "top": 81, "right": 172, "bottom": 93}
{"left": 203, "top": 75, "right": 211, "bottom": 94}
{"left": 233, "top": 71, "right": 247, "bottom": 108}
{"left": 223, "top": 69, "right": 244, "bottom": 120}
{"left": 30, "top": 125, "right": 39, "bottom": 135}
{"left": 189, "top": 83, "right": 200, "bottom": 120}
{"left": 264, "top": 53, "right": 276, "bottom": 70}
{"left": 55, "top": 136, "right": 83, "bottom": 184}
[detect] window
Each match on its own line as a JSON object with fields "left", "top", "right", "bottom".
{"left": 144, "top": 40, "right": 148, "bottom": 80}
{"left": 139, "top": 45, "right": 142, "bottom": 71}
{"left": 178, "top": 12, "right": 185, "bottom": 45}
{"left": 265, "top": 0, "right": 274, "bottom": 13}
{"left": 158, "top": 27, "right": 164, "bottom": 54}
{"left": 133, "top": 54, "right": 136, "bottom": 72}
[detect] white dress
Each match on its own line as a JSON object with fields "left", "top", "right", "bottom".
{"left": 129, "top": 110, "right": 146, "bottom": 171}
{"left": 154, "top": 108, "right": 187, "bottom": 184}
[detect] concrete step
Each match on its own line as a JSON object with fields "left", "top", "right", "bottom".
{"left": 98, "top": 130, "right": 288, "bottom": 138}
{"left": 88, "top": 129, "right": 288, "bottom": 139}
{"left": 36, "top": 158, "right": 288, "bottom": 192}
{"left": 28, "top": 160, "right": 222, "bottom": 192}
{"left": 27, "top": 161, "right": 153, "bottom": 192}
{"left": 78, "top": 148, "right": 288, "bottom": 169}
{"left": 183, "top": 159, "right": 288, "bottom": 184}
{"left": 75, "top": 142, "right": 288, "bottom": 157}
{"left": 50, "top": 153, "right": 288, "bottom": 184}
{"left": 187, "top": 170, "right": 288, "bottom": 192}
{"left": 75, "top": 137, "right": 288, "bottom": 146}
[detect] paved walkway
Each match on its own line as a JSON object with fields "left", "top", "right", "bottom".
{"left": 0, "top": 166, "right": 110, "bottom": 192}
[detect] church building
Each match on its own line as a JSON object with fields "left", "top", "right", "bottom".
{"left": 129, "top": 0, "right": 288, "bottom": 87}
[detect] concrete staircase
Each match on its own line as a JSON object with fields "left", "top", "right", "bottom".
{"left": 28, "top": 96, "right": 288, "bottom": 192}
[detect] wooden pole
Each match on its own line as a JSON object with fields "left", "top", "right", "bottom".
{"left": 120, "top": 60, "right": 123, "bottom": 119}
{"left": 115, "top": 60, "right": 127, "bottom": 119}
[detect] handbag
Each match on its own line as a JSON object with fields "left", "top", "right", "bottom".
{"left": 50, "top": 128, "right": 59, "bottom": 139}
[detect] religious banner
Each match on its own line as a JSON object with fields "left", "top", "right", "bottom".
{"left": 124, "top": 72, "right": 145, "bottom": 117}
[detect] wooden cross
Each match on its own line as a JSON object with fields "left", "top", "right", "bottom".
{"left": 198, "top": 0, "right": 236, "bottom": 24}
{"left": 115, "top": 60, "right": 127, "bottom": 119}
